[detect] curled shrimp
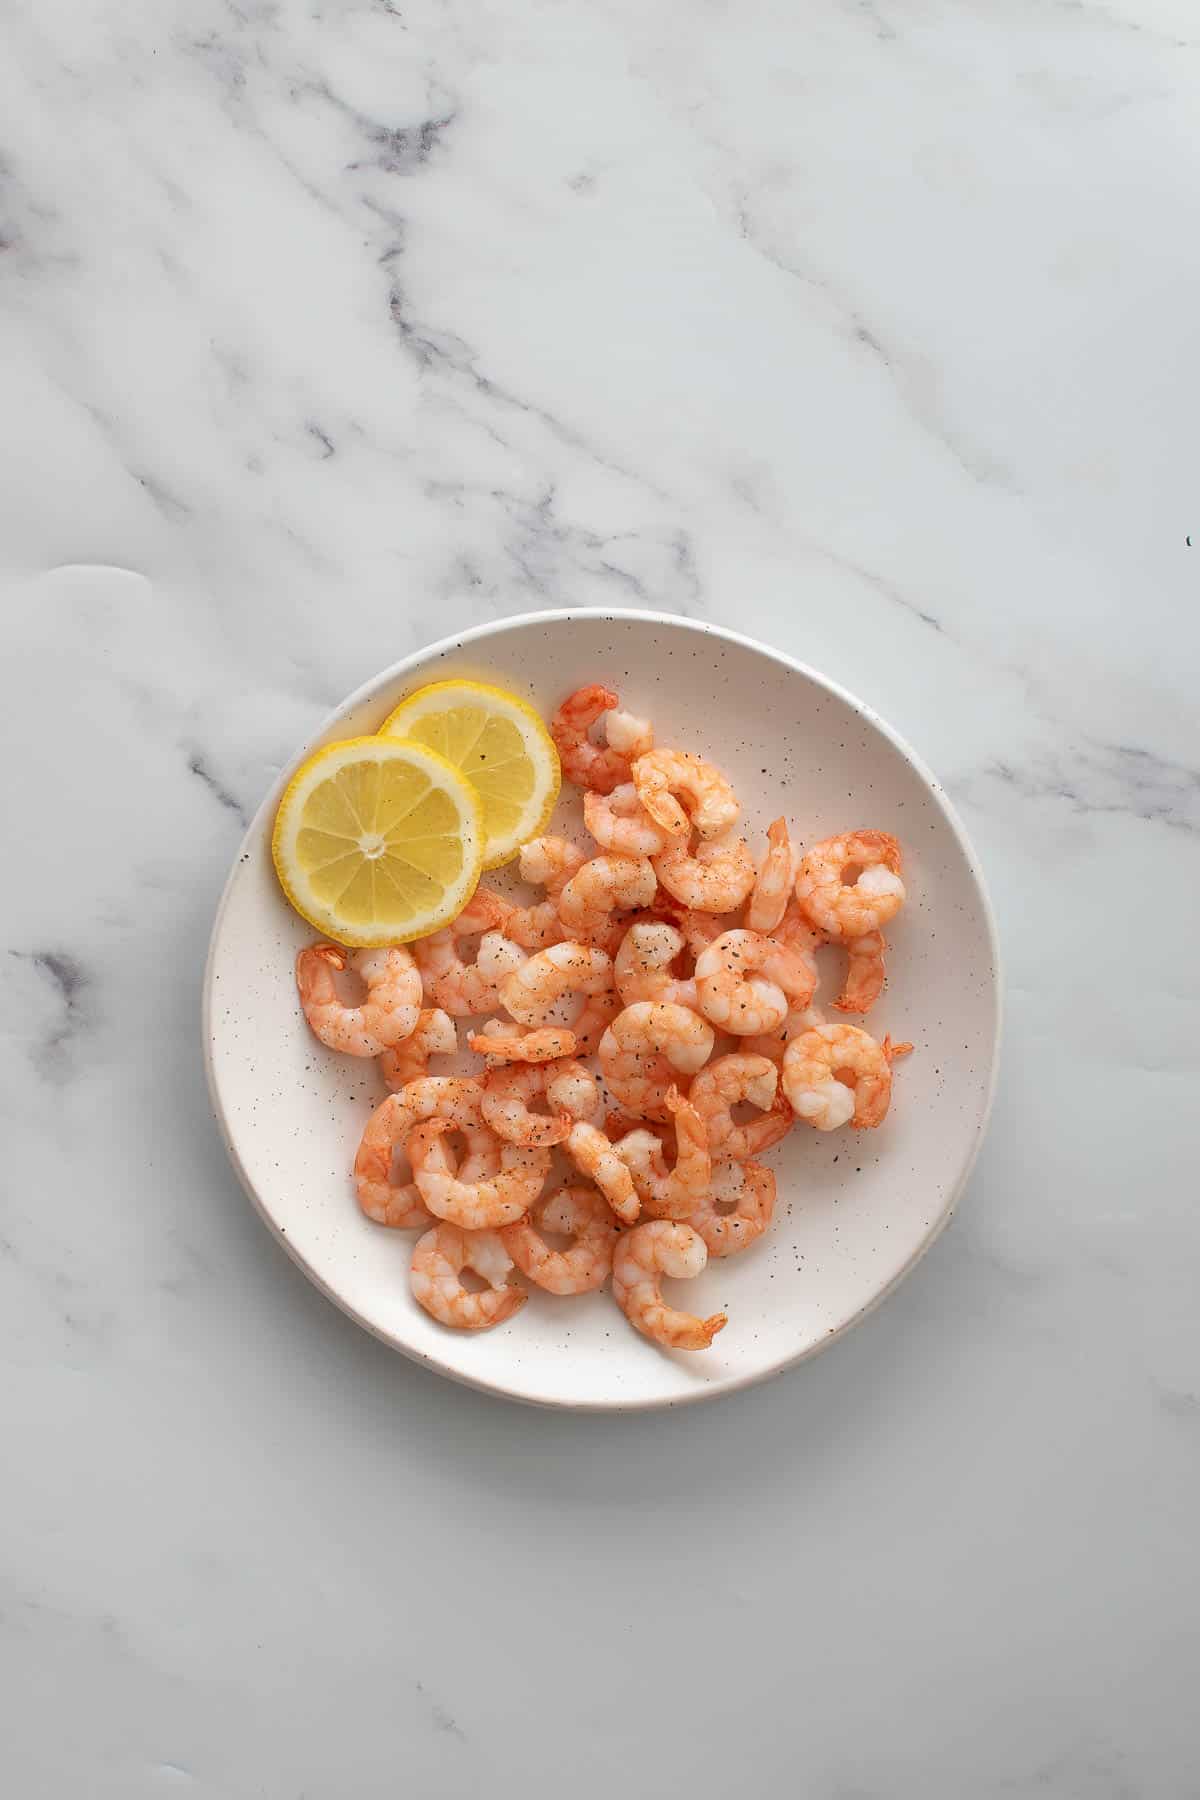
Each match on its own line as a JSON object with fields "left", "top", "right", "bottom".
{"left": 794, "top": 831, "right": 905, "bottom": 941}
{"left": 688, "top": 1160, "right": 775, "bottom": 1258}
{"left": 598, "top": 1001, "right": 715, "bottom": 1122}
{"left": 653, "top": 836, "right": 755, "bottom": 913}
{"left": 409, "top": 1117, "right": 548, "bottom": 1229}
{"left": 411, "top": 1223, "right": 525, "bottom": 1331}
{"left": 745, "top": 817, "right": 796, "bottom": 934}
{"left": 613, "top": 920, "right": 697, "bottom": 1010}
{"left": 612, "top": 1086, "right": 710, "bottom": 1220}
{"left": 505, "top": 837, "right": 586, "bottom": 949}
{"left": 612, "top": 1221, "right": 727, "bottom": 1351}
{"left": 353, "top": 1079, "right": 486, "bottom": 1229}
{"left": 782, "top": 1022, "right": 911, "bottom": 1130}
{"left": 604, "top": 708, "right": 653, "bottom": 761}
{"left": 833, "top": 929, "right": 888, "bottom": 1016}
{"left": 544, "top": 1057, "right": 602, "bottom": 1123}
{"left": 379, "top": 1009, "right": 457, "bottom": 1091}
{"left": 500, "top": 1185, "right": 618, "bottom": 1295}
{"left": 551, "top": 686, "right": 637, "bottom": 793}
{"left": 296, "top": 944, "right": 421, "bottom": 1056}
{"left": 688, "top": 1053, "right": 794, "bottom": 1161}
{"left": 564, "top": 1120, "right": 640, "bottom": 1224}
{"left": 695, "top": 929, "right": 789, "bottom": 1037}
{"left": 500, "top": 941, "right": 615, "bottom": 1053}
{"left": 632, "top": 749, "right": 739, "bottom": 840}
{"left": 481, "top": 1063, "right": 572, "bottom": 1147}
{"left": 583, "top": 784, "right": 679, "bottom": 857}
{"left": 557, "top": 854, "right": 657, "bottom": 943}
{"left": 468, "top": 1022, "right": 579, "bottom": 1064}
{"left": 742, "top": 1003, "right": 828, "bottom": 1065}
{"left": 413, "top": 890, "right": 526, "bottom": 1015}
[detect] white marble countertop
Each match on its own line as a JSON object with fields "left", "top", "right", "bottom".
{"left": 3, "top": 2, "right": 1198, "bottom": 1794}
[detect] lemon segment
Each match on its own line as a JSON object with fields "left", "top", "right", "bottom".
{"left": 271, "top": 736, "right": 482, "bottom": 945}
{"left": 380, "top": 679, "right": 560, "bottom": 869}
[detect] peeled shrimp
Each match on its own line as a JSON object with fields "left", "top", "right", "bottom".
{"left": 296, "top": 944, "right": 421, "bottom": 1056}
{"left": 353, "top": 1078, "right": 486, "bottom": 1229}
{"left": 500, "top": 941, "right": 616, "bottom": 1057}
{"left": 688, "top": 1160, "right": 775, "bottom": 1258}
{"left": 468, "top": 1022, "right": 579, "bottom": 1064}
{"left": 742, "top": 1004, "right": 828, "bottom": 1065}
{"left": 794, "top": 831, "right": 905, "bottom": 941}
{"left": 556, "top": 854, "right": 657, "bottom": 944}
{"left": 695, "top": 929, "right": 789, "bottom": 1037}
{"left": 782, "top": 1022, "right": 910, "bottom": 1130}
{"left": 612, "top": 1086, "right": 710, "bottom": 1220}
{"left": 631, "top": 749, "right": 739, "bottom": 840}
{"left": 746, "top": 818, "right": 796, "bottom": 934}
{"left": 544, "top": 1057, "right": 602, "bottom": 1123}
{"left": 505, "top": 837, "right": 586, "bottom": 949}
{"left": 833, "top": 929, "right": 888, "bottom": 1016}
{"left": 583, "top": 784, "right": 678, "bottom": 857}
{"left": 604, "top": 708, "right": 654, "bottom": 761}
{"left": 598, "top": 1001, "right": 715, "bottom": 1122}
{"left": 413, "top": 890, "right": 526, "bottom": 1015}
{"left": 481, "top": 1063, "right": 572, "bottom": 1147}
{"left": 613, "top": 921, "right": 697, "bottom": 1010}
{"left": 611, "top": 1221, "right": 727, "bottom": 1350}
{"left": 564, "top": 1120, "right": 640, "bottom": 1224}
{"left": 411, "top": 1222, "right": 525, "bottom": 1331}
{"left": 500, "top": 1186, "right": 618, "bottom": 1295}
{"left": 551, "top": 686, "right": 636, "bottom": 794}
{"left": 688, "top": 1053, "right": 794, "bottom": 1161}
{"left": 653, "top": 837, "right": 755, "bottom": 913}
{"left": 409, "top": 1118, "right": 548, "bottom": 1229}
{"left": 379, "top": 1009, "right": 457, "bottom": 1091}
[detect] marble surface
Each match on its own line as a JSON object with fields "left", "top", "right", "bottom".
{"left": 2, "top": 1, "right": 1198, "bottom": 1793}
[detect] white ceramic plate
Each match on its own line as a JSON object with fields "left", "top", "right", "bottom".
{"left": 204, "top": 611, "right": 1000, "bottom": 1410}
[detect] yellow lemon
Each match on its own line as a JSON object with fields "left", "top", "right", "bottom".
{"left": 272, "top": 736, "right": 482, "bottom": 945}
{"left": 380, "top": 679, "right": 560, "bottom": 869}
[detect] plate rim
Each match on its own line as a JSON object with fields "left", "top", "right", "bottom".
{"left": 202, "top": 607, "right": 1003, "bottom": 1411}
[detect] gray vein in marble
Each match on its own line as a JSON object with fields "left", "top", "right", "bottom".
{"left": 187, "top": 751, "right": 249, "bottom": 827}
{"left": 13, "top": 950, "right": 89, "bottom": 1077}
{"left": 969, "top": 738, "right": 1200, "bottom": 836}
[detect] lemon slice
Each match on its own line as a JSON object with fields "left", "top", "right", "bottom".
{"left": 272, "top": 736, "right": 482, "bottom": 946}
{"left": 380, "top": 680, "right": 560, "bottom": 869}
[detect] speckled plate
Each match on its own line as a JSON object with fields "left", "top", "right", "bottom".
{"left": 203, "top": 610, "right": 1000, "bottom": 1410}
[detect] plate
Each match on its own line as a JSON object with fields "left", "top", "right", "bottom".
{"left": 204, "top": 610, "right": 1000, "bottom": 1410}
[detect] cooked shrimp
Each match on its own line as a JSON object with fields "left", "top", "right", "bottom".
{"left": 353, "top": 1079, "right": 486, "bottom": 1229}
{"left": 794, "top": 831, "right": 905, "bottom": 941}
{"left": 411, "top": 1222, "right": 526, "bottom": 1331}
{"left": 583, "top": 784, "right": 678, "bottom": 857}
{"left": 833, "top": 930, "right": 888, "bottom": 1015}
{"left": 505, "top": 837, "right": 586, "bottom": 949}
{"left": 551, "top": 686, "right": 635, "bottom": 793}
{"left": 613, "top": 920, "right": 698, "bottom": 1009}
{"left": 688, "top": 1053, "right": 794, "bottom": 1161}
{"left": 695, "top": 929, "right": 789, "bottom": 1036}
{"left": 664, "top": 905, "right": 727, "bottom": 956}
{"left": 653, "top": 837, "right": 755, "bottom": 913}
{"left": 611, "top": 1221, "right": 727, "bottom": 1350}
{"left": 481, "top": 1063, "right": 572, "bottom": 1147}
{"left": 413, "top": 890, "right": 526, "bottom": 1015}
{"left": 742, "top": 1004, "right": 828, "bottom": 1065}
{"left": 688, "top": 1160, "right": 775, "bottom": 1258}
{"left": 564, "top": 1121, "right": 640, "bottom": 1224}
{"left": 468, "top": 1022, "right": 579, "bottom": 1064}
{"left": 604, "top": 709, "right": 654, "bottom": 761}
{"left": 631, "top": 749, "right": 739, "bottom": 840}
{"left": 746, "top": 817, "right": 796, "bottom": 934}
{"left": 761, "top": 902, "right": 820, "bottom": 1009}
{"left": 296, "top": 944, "right": 421, "bottom": 1056}
{"left": 557, "top": 854, "right": 657, "bottom": 943}
{"left": 500, "top": 941, "right": 614, "bottom": 1027}
{"left": 500, "top": 1186, "right": 618, "bottom": 1296}
{"left": 409, "top": 1118, "right": 548, "bottom": 1229}
{"left": 378, "top": 1008, "right": 457, "bottom": 1091}
{"left": 598, "top": 1001, "right": 715, "bottom": 1122}
{"left": 781, "top": 1022, "right": 910, "bottom": 1130}
{"left": 544, "top": 1057, "right": 602, "bottom": 1123}
{"left": 612, "top": 1086, "right": 710, "bottom": 1220}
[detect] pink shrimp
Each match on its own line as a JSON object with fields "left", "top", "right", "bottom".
{"left": 468, "top": 1022, "right": 579, "bottom": 1064}
{"left": 598, "top": 1001, "right": 715, "bottom": 1122}
{"left": 551, "top": 686, "right": 636, "bottom": 794}
{"left": 353, "top": 1079, "right": 487, "bottom": 1229}
{"left": 556, "top": 853, "right": 657, "bottom": 947}
{"left": 408, "top": 1118, "right": 548, "bottom": 1229}
{"left": 410, "top": 1223, "right": 525, "bottom": 1331}
{"left": 782, "top": 1022, "right": 911, "bottom": 1130}
{"left": 832, "top": 930, "right": 888, "bottom": 1015}
{"left": 583, "top": 784, "right": 680, "bottom": 857}
{"left": 413, "top": 890, "right": 526, "bottom": 1015}
{"left": 742, "top": 1004, "right": 828, "bottom": 1065}
{"left": 296, "top": 944, "right": 421, "bottom": 1056}
{"left": 564, "top": 1121, "right": 640, "bottom": 1224}
{"left": 694, "top": 929, "right": 789, "bottom": 1037}
{"left": 611, "top": 1221, "right": 727, "bottom": 1350}
{"left": 505, "top": 837, "right": 586, "bottom": 949}
{"left": 544, "top": 1057, "right": 602, "bottom": 1123}
{"left": 794, "top": 831, "right": 906, "bottom": 941}
{"left": 745, "top": 817, "right": 796, "bottom": 934}
{"left": 688, "top": 1054, "right": 794, "bottom": 1161}
{"left": 481, "top": 1063, "right": 572, "bottom": 1147}
{"left": 688, "top": 1160, "right": 776, "bottom": 1258}
{"left": 631, "top": 749, "right": 739, "bottom": 840}
{"left": 500, "top": 1185, "right": 618, "bottom": 1295}
{"left": 612, "top": 1086, "right": 711, "bottom": 1220}
{"left": 379, "top": 1009, "right": 457, "bottom": 1091}
{"left": 652, "top": 837, "right": 755, "bottom": 913}
{"left": 613, "top": 920, "right": 698, "bottom": 1009}
{"left": 499, "top": 942, "right": 617, "bottom": 1055}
